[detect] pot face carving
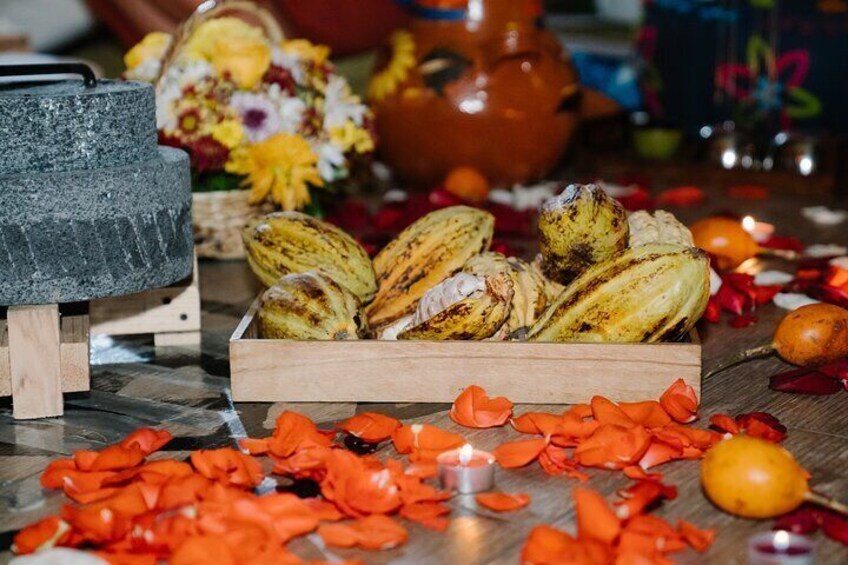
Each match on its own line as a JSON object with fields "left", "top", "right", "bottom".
{"left": 369, "top": 0, "right": 581, "bottom": 187}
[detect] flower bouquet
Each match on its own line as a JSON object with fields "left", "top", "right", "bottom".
{"left": 123, "top": 0, "right": 374, "bottom": 258}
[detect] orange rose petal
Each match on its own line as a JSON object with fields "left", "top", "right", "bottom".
{"left": 450, "top": 385, "right": 514, "bottom": 428}
{"left": 659, "top": 379, "right": 699, "bottom": 424}
{"left": 239, "top": 437, "right": 270, "bottom": 455}
{"left": 708, "top": 413, "right": 739, "bottom": 436}
{"left": 190, "top": 448, "right": 264, "bottom": 488}
{"left": 475, "top": 492, "right": 531, "bottom": 512}
{"left": 637, "top": 441, "right": 683, "bottom": 470}
{"left": 619, "top": 401, "right": 672, "bottom": 428}
{"left": 493, "top": 437, "right": 548, "bottom": 469}
{"left": 135, "top": 460, "right": 194, "bottom": 484}
{"left": 304, "top": 498, "right": 345, "bottom": 522}
{"left": 120, "top": 428, "right": 173, "bottom": 456}
{"left": 96, "top": 552, "right": 159, "bottom": 565}
{"left": 573, "top": 487, "right": 621, "bottom": 545}
{"left": 355, "top": 515, "right": 409, "bottom": 551}
{"left": 66, "top": 487, "right": 121, "bottom": 505}
{"left": 510, "top": 412, "right": 561, "bottom": 436}
{"left": 625, "top": 515, "right": 687, "bottom": 553}
{"left": 678, "top": 520, "right": 716, "bottom": 553}
{"left": 269, "top": 411, "right": 334, "bottom": 459}
{"left": 400, "top": 501, "right": 451, "bottom": 530}
{"left": 74, "top": 444, "right": 146, "bottom": 472}
{"left": 623, "top": 465, "right": 664, "bottom": 482}
{"left": 391, "top": 424, "right": 465, "bottom": 459}
{"left": 551, "top": 409, "right": 600, "bottom": 446}
{"left": 318, "top": 522, "right": 361, "bottom": 548}
{"left": 573, "top": 424, "right": 651, "bottom": 469}
{"left": 271, "top": 445, "right": 331, "bottom": 480}
{"left": 538, "top": 445, "right": 589, "bottom": 482}
{"left": 404, "top": 460, "right": 439, "bottom": 479}
{"left": 12, "top": 516, "right": 74, "bottom": 555}
{"left": 590, "top": 396, "right": 636, "bottom": 427}
{"left": 171, "top": 535, "right": 236, "bottom": 565}
{"left": 520, "top": 525, "right": 578, "bottom": 565}
{"left": 614, "top": 480, "right": 677, "bottom": 520}
{"left": 339, "top": 412, "right": 402, "bottom": 443}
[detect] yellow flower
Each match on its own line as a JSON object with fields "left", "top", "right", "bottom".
{"left": 282, "top": 39, "right": 331, "bottom": 66}
{"left": 183, "top": 17, "right": 271, "bottom": 88}
{"left": 124, "top": 32, "right": 171, "bottom": 70}
{"left": 211, "top": 120, "right": 244, "bottom": 149}
{"left": 226, "top": 134, "right": 323, "bottom": 211}
{"left": 330, "top": 122, "right": 374, "bottom": 154}
{"left": 369, "top": 30, "right": 416, "bottom": 101}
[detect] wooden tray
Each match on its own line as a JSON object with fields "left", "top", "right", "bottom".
{"left": 230, "top": 295, "right": 701, "bottom": 405}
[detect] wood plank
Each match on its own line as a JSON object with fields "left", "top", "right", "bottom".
{"left": 230, "top": 296, "right": 701, "bottom": 404}
{"left": 8, "top": 305, "right": 62, "bottom": 419}
{"left": 89, "top": 256, "right": 200, "bottom": 337}
{"left": 0, "top": 308, "right": 90, "bottom": 397}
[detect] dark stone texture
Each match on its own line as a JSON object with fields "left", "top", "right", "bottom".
{"left": 0, "top": 147, "right": 193, "bottom": 305}
{"left": 0, "top": 79, "right": 157, "bottom": 175}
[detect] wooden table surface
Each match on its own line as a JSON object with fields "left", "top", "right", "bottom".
{"left": 1, "top": 184, "right": 847, "bottom": 564}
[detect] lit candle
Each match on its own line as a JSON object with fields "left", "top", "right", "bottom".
{"left": 437, "top": 443, "right": 495, "bottom": 494}
{"left": 748, "top": 530, "right": 814, "bottom": 565}
{"left": 742, "top": 215, "right": 776, "bottom": 244}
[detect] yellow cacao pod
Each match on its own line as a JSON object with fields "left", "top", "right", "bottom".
{"left": 464, "top": 252, "right": 547, "bottom": 338}
{"left": 529, "top": 244, "right": 710, "bottom": 343}
{"left": 398, "top": 272, "right": 513, "bottom": 340}
{"left": 259, "top": 272, "right": 365, "bottom": 340}
{"left": 368, "top": 206, "right": 494, "bottom": 328}
{"left": 628, "top": 210, "right": 694, "bottom": 247}
{"left": 243, "top": 212, "right": 376, "bottom": 303}
{"left": 538, "top": 184, "right": 629, "bottom": 284}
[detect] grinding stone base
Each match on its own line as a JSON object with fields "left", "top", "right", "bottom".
{"left": 0, "top": 147, "right": 193, "bottom": 305}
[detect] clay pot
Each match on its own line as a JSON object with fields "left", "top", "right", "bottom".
{"left": 368, "top": 0, "right": 581, "bottom": 187}
{"left": 276, "top": 0, "right": 409, "bottom": 56}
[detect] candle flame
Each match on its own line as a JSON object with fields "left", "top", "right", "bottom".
{"left": 459, "top": 444, "right": 473, "bottom": 465}
{"left": 742, "top": 215, "right": 756, "bottom": 233}
{"left": 773, "top": 530, "right": 790, "bottom": 551}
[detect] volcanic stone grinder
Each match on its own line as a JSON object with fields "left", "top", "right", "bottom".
{"left": 0, "top": 63, "right": 193, "bottom": 419}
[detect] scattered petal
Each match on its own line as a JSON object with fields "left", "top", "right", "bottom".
{"left": 774, "top": 292, "right": 821, "bottom": 311}
{"left": 678, "top": 520, "right": 716, "bottom": 552}
{"left": 475, "top": 492, "right": 531, "bottom": 512}
{"left": 659, "top": 379, "right": 699, "bottom": 423}
{"left": 574, "top": 487, "right": 621, "bottom": 545}
{"left": 450, "top": 385, "right": 514, "bottom": 428}
{"left": 510, "top": 412, "right": 561, "bottom": 436}
{"left": 338, "top": 412, "right": 402, "bottom": 443}
{"left": 493, "top": 438, "right": 548, "bottom": 469}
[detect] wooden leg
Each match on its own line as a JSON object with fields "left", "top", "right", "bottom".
{"left": 8, "top": 305, "right": 63, "bottom": 419}
{"left": 154, "top": 330, "right": 201, "bottom": 347}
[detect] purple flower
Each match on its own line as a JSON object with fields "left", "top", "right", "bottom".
{"left": 230, "top": 92, "right": 281, "bottom": 142}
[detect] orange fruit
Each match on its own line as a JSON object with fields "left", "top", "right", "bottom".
{"left": 444, "top": 166, "right": 490, "bottom": 205}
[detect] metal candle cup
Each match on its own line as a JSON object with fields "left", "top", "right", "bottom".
{"left": 747, "top": 531, "right": 814, "bottom": 565}
{"left": 437, "top": 444, "right": 495, "bottom": 494}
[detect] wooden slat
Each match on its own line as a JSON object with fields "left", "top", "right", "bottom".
{"left": 89, "top": 256, "right": 200, "bottom": 338}
{"left": 7, "top": 305, "right": 62, "bottom": 419}
{"left": 230, "top": 296, "right": 701, "bottom": 404}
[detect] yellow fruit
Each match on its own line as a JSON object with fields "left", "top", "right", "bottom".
{"left": 690, "top": 216, "right": 759, "bottom": 270}
{"left": 773, "top": 303, "right": 848, "bottom": 366}
{"left": 259, "top": 272, "right": 365, "bottom": 340}
{"left": 538, "top": 184, "right": 629, "bottom": 284}
{"left": 397, "top": 272, "right": 512, "bottom": 340}
{"left": 242, "top": 212, "right": 376, "bottom": 303}
{"left": 701, "top": 436, "right": 808, "bottom": 519}
{"left": 368, "top": 206, "right": 494, "bottom": 328}
{"left": 531, "top": 254, "right": 566, "bottom": 303}
{"left": 628, "top": 210, "right": 694, "bottom": 247}
{"left": 464, "top": 252, "right": 547, "bottom": 338}
{"left": 529, "top": 244, "right": 710, "bottom": 343}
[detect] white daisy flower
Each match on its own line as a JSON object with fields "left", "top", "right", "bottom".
{"left": 323, "top": 75, "right": 366, "bottom": 131}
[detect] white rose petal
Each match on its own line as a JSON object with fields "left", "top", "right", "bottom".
{"left": 805, "top": 244, "right": 848, "bottom": 258}
{"left": 709, "top": 267, "right": 723, "bottom": 296}
{"left": 829, "top": 256, "right": 848, "bottom": 270}
{"left": 773, "top": 293, "right": 820, "bottom": 311}
{"left": 802, "top": 206, "right": 848, "bottom": 225}
{"left": 754, "top": 270, "right": 794, "bottom": 287}
{"left": 382, "top": 189, "right": 408, "bottom": 203}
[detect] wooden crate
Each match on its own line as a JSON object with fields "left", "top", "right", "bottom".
{"left": 230, "top": 296, "right": 702, "bottom": 405}
{"left": 89, "top": 256, "right": 201, "bottom": 346}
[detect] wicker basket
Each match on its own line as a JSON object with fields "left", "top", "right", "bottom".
{"left": 157, "top": 0, "right": 284, "bottom": 260}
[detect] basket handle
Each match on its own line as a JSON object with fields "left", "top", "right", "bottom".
{"left": 154, "top": 0, "right": 285, "bottom": 89}
{"left": 0, "top": 62, "right": 97, "bottom": 88}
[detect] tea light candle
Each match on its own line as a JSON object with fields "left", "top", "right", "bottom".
{"left": 742, "top": 215, "right": 775, "bottom": 244}
{"left": 437, "top": 443, "right": 495, "bottom": 494}
{"left": 748, "top": 530, "right": 814, "bottom": 565}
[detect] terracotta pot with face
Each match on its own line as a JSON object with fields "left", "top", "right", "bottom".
{"left": 369, "top": 0, "right": 581, "bottom": 187}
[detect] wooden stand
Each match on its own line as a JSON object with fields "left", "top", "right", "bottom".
{"left": 0, "top": 304, "right": 90, "bottom": 419}
{"left": 89, "top": 256, "right": 201, "bottom": 346}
